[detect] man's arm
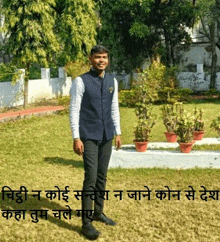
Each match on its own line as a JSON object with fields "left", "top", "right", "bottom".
{"left": 69, "top": 77, "right": 85, "bottom": 155}
{"left": 111, "top": 78, "right": 122, "bottom": 150}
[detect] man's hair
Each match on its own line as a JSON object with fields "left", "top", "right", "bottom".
{"left": 90, "top": 45, "right": 109, "bottom": 56}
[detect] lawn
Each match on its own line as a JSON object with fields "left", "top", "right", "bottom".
{"left": 0, "top": 102, "right": 220, "bottom": 241}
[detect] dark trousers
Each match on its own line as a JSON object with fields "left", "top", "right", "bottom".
{"left": 81, "top": 137, "right": 113, "bottom": 224}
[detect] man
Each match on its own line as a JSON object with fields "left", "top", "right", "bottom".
{"left": 69, "top": 45, "right": 122, "bottom": 240}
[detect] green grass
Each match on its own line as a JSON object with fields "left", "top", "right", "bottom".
{"left": 0, "top": 103, "right": 220, "bottom": 241}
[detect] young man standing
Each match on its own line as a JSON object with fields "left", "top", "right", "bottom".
{"left": 69, "top": 45, "right": 121, "bottom": 240}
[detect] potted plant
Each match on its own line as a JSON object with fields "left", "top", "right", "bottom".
{"left": 175, "top": 107, "right": 195, "bottom": 153}
{"left": 134, "top": 105, "right": 156, "bottom": 152}
{"left": 210, "top": 116, "right": 220, "bottom": 137}
{"left": 193, "top": 108, "right": 205, "bottom": 140}
{"left": 134, "top": 118, "right": 156, "bottom": 152}
{"left": 161, "top": 104, "right": 181, "bottom": 142}
{"left": 133, "top": 69, "right": 157, "bottom": 152}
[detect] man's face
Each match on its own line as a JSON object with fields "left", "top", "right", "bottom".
{"left": 89, "top": 52, "right": 109, "bottom": 73}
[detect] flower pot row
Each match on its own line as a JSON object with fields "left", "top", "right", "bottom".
{"left": 134, "top": 139, "right": 196, "bottom": 153}
{"left": 134, "top": 130, "right": 205, "bottom": 153}
{"left": 133, "top": 104, "right": 219, "bottom": 154}
{"left": 165, "top": 130, "right": 205, "bottom": 143}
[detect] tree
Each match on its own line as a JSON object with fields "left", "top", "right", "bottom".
{"left": 148, "top": 0, "right": 198, "bottom": 66}
{"left": 54, "top": 0, "right": 97, "bottom": 65}
{"left": 96, "top": 0, "right": 153, "bottom": 73}
{"left": 1, "top": 0, "right": 97, "bottom": 107}
{"left": 97, "top": 0, "right": 198, "bottom": 72}
{"left": 1, "top": 0, "right": 59, "bottom": 107}
{"left": 197, "top": 0, "right": 220, "bottom": 89}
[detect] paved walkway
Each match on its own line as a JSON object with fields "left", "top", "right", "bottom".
{"left": 0, "top": 106, "right": 64, "bottom": 122}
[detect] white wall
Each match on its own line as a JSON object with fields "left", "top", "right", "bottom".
{"left": 116, "top": 64, "right": 220, "bottom": 91}
{"left": 28, "top": 77, "right": 72, "bottom": 104}
{"left": 178, "top": 43, "right": 220, "bottom": 68}
{"left": 0, "top": 67, "right": 72, "bottom": 108}
{"left": 178, "top": 64, "right": 220, "bottom": 91}
{"left": 0, "top": 64, "right": 219, "bottom": 108}
{"left": 0, "top": 69, "right": 25, "bottom": 108}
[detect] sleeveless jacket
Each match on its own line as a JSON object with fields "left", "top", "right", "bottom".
{"left": 79, "top": 69, "right": 115, "bottom": 141}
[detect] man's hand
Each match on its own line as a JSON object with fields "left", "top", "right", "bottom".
{"left": 115, "top": 135, "right": 122, "bottom": 151}
{"left": 73, "top": 139, "right": 84, "bottom": 156}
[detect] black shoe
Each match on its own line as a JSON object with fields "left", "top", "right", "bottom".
{"left": 81, "top": 222, "right": 100, "bottom": 240}
{"left": 93, "top": 213, "right": 116, "bottom": 226}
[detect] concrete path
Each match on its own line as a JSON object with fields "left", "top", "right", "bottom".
{"left": 109, "top": 138, "right": 220, "bottom": 169}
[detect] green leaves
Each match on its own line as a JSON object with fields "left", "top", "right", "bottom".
{"left": 134, "top": 79, "right": 157, "bottom": 141}
{"left": 134, "top": 107, "right": 156, "bottom": 142}
{"left": 161, "top": 104, "right": 205, "bottom": 143}
{"left": 0, "top": 63, "right": 19, "bottom": 83}
{"left": 194, "top": 107, "right": 205, "bottom": 131}
{"left": 97, "top": 0, "right": 198, "bottom": 69}
{"left": 210, "top": 116, "right": 220, "bottom": 137}
{"left": 56, "top": 0, "right": 97, "bottom": 63}
{"left": 161, "top": 103, "right": 181, "bottom": 133}
{"left": 2, "top": 0, "right": 97, "bottom": 68}
{"left": 129, "top": 21, "right": 150, "bottom": 38}
{"left": 2, "top": 0, "right": 59, "bottom": 67}
{"left": 64, "top": 60, "right": 90, "bottom": 79}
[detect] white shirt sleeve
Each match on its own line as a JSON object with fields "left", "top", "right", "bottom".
{"left": 111, "top": 78, "right": 121, "bottom": 135}
{"left": 69, "top": 77, "right": 85, "bottom": 139}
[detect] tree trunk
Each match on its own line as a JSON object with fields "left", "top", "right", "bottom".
{"left": 129, "top": 71, "right": 133, "bottom": 89}
{"left": 210, "top": 22, "right": 217, "bottom": 89}
{"left": 164, "top": 31, "right": 171, "bottom": 66}
{"left": 23, "top": 63, "right": 30, "bottom": 108}
{"left": 170, "top": 41, "right": 175, "bottom": 66}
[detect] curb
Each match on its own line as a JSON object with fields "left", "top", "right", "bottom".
{"left": 0, "top": 106, "right": 65, "bottom": 123}
{"left": 110, "top": 138, "right": 220, "bottom": 169}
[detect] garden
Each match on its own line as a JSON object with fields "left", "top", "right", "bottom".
{"left": 0, "top": 57, "right": 220, "bottom": 242}
{"left": 119, "top": 61, "right": 220, "bottom": 153}
{"left": 1, "top": 0, "right": 220, "bottom": 240}
{"left": 0, "top": 87, "right": 220, "bottom": 241}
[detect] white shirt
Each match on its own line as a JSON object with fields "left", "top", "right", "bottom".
{"left": 69, "top": 75, "right": 121, "bottom": 139}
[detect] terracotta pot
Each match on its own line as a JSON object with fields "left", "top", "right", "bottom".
{"left": 193, "top": 130, "right": 204, "bottom": 140}
{"left": 179, "top": 141, "right": 194, "bottom": 153}
{"left": 164, "top": 132, "right": 177, "bottom": 143}
{"left": 134, "top": 141, "right": 148, "bottom": 152}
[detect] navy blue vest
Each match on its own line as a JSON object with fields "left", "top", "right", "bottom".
{"left": 79, "top": 69, "right": 115, "bottom": 141}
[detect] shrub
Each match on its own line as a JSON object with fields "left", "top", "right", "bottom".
{"left": 161, "top": 104, "right": 181, "bottom": 133}
{"left": 134, "top": 118, "right": 156, "bottom": 142}
{"left": 134, "top": 105, "right": 156, "bottom": 142}
{"left": 133, "top": 61, "right": 185, "bottom": 104}
{"left": 175, "top": 107, "right": 195, "bottom": 143}
{"left": 118, "top": 90, "right": 137, "bottom": 107}
{"left": 194, "top": 108, "right": 204, "bottom": 131}
{"left": 134, "top": 61, "right": 165, "bottom": 103}
{"left": 158, "top": 88, "right": 193, "bottom": 103}
{"left": 210, "top": 116, "right": 220, "bottom": 137}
